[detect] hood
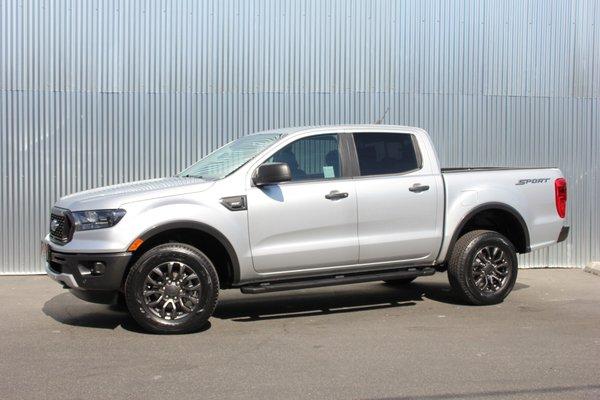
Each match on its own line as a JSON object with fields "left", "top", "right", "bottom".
{"left": 55, "top": 177, "right": 215, "bottom": 211}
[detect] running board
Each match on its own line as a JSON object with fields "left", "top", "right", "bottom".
{"left": 240, "top": 267, "right": 436, "bottom": 294}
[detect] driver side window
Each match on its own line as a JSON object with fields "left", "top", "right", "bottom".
{"left": 266, "top": 134, "right": 341, "bottom": 182}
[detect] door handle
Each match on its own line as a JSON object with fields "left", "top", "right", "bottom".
{"left": 325, "top": 190, "right": 349, "bottom": 200}
{"left": 409, "top": 183, "right": 430, "bottom": 193}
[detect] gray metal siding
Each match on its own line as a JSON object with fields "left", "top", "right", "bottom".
{"left": 0, "top": 0, "right": 598, "bottom": 274}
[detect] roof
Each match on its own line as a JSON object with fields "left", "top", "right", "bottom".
{"left": 253, "top": 124, "right": 422, "bottom": 136}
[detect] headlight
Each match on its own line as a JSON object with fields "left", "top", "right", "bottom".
{"left": 71, "top": 209, "right": 126, "bottom": 231}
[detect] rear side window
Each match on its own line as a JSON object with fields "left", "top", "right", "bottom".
{"left": 353, "top": 132, "right": 420, "bottom": 176}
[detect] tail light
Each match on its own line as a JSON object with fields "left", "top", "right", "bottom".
{"left": 554, "top": 178, "right": 567, "bottom": 218}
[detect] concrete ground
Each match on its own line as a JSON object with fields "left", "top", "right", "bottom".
{"left": 1, "top": 270, "right": 599, "bottom": 400}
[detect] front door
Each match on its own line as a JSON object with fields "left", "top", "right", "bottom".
{"left": 247, "top": 133, "right": 359, "bottom": 274}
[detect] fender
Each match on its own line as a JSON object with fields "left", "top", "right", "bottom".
{"left": 445, "top": 202, "right": 531, "bottom": 261}
{"left": 135, "top": 220, "right": 241, "bottom": 285}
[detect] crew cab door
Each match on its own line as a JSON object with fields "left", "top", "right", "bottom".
{"left": 247, "top": 133, "right": 359, "bottom": 274}
{"left": 352, "top": 131, "right": 443, "bottom": 264}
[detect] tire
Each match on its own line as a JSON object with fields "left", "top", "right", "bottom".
{"left": 384, "top": 277, "right": 416, "bottom": 285}
{"left": 447, "top": 230, "right": 518, "bottom": 305}
{"left": 124, "top": 242, "right": 219, "bottom": 334}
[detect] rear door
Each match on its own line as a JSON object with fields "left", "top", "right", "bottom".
{"left": 247, "top": 133, "right": 359, "bottom": 274}
{"left": 352, "top": 132, "right": 442, "bottom": 264}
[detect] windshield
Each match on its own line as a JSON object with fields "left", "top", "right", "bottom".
{"left": 178, "top": 133, "right": 282, "bottom": 180}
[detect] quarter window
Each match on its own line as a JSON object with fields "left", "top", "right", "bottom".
{"left": 267, "top": 134, "right": 341, "bottom": 181}
{"left": 353, "top": 132, "right": 420, "bottom": 176}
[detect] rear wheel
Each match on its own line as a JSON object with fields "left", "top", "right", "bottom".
{"left": 124, "top": 243, "right": 219, "bottom": 334}
{"left": 447, "top": 230, "right": 518, "bottom": 305}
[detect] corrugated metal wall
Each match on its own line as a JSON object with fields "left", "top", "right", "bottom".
{"left": 1, "top": 0, "right": 598, "bottom": 274}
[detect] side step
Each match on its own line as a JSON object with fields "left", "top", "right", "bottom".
{"left": 240, "top": 267, "right": 436, "bottom": 294}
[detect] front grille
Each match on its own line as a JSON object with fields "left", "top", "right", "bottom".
{"left": 49, "top": 208, "right": 72, "bottom": 244}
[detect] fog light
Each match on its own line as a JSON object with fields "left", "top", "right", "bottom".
{"left": 91, "top": 262, "right": 106, "bottom": 276}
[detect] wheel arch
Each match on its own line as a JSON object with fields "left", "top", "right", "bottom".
{"left": 124, "top": 221, "right": 240, "bottom": 289}
{"left": 446, "top": 203, "right": 530, "bottom": 261}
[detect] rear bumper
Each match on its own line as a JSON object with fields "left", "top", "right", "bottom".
{"left": 557, "top": 226, "right": 570, "bottom": 243}
{"left": 45, "top": 247, "right": 131, "bottom": 303}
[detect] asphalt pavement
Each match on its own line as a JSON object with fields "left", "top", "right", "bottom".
{"left": 1, "top": 269, "right": 599, "bottom": 399}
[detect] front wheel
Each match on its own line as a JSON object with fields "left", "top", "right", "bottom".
{"left": 447, "top": 230, "right": 518, "bottom": 305}
{"left": 124, "top": 243, "right": 219, "bottom": 334}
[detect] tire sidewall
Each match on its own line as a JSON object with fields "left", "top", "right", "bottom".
{"left": 462, "top": 233, "right": 518, "bottom": 304}
{"left": 125, "top": 244, "right": 219, "bottom": 333}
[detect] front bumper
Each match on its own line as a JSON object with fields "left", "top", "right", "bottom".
{"left": 45, "top": 246, "right": 132, "bottom": 303}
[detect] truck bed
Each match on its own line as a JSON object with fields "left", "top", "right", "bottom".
{"left": 437, "top": 166, "right": 565, "bottom": 263}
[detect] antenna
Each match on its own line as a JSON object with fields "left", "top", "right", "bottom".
{"left": 374, "top": 107, "right": 389, "bottom": 124}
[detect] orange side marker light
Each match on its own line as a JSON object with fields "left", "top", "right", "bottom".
{"left": 128, "top": 238, "right": 144, "bottom": 252}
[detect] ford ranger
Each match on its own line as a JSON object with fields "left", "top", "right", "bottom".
{"left": 43, "top": 125, "right": 569, "bottom": 333}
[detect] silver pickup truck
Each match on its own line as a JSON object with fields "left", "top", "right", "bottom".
{"left": 44, "top": 125, "right": 569, "bottom": 333}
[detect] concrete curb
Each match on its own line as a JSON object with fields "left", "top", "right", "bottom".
{"left": 584, "top": 262, "right": 600, "bottom": 277}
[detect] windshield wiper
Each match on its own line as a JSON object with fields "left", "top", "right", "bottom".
{"left": 179, "top": 174, "right": 216, "bottom": 180}
{"left": 179, "top": 174, "right": 204, "bottom": 179}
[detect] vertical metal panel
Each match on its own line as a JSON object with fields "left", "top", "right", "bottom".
{"left": 0, "top": 0, "right": 598, "bottom": 273}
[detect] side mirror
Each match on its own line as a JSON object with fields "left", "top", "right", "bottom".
{"left": 253, "top": 163, "right": 292, "bottom": 187}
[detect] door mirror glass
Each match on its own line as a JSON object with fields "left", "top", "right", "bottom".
{"left": 253, "top": 163, "right": 292, "bottom": 187}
